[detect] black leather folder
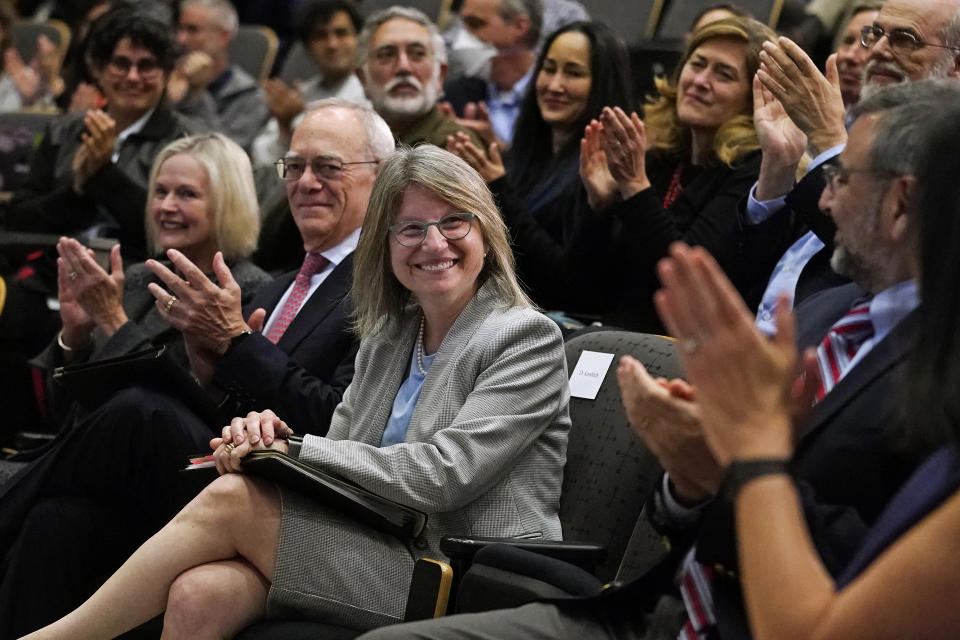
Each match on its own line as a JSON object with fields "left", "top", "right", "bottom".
{"left": 241, "top": 449, "right": 428, "bottom": 539}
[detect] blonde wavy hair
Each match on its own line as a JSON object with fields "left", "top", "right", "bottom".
{"left": 352, "top": 144, "right": 532, "bottom": 338}
{"left": 145, "top": 133, "right": 260, "bottom": 261}
{"left": 644, "top": 16, "right": 775, "bottom": 167}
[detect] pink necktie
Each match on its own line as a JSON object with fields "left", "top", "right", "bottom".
{"left": 815, "top": 301, "right": 874, "bottom": 401}
{"left": 265, "top": 253, "right": 329, "bottom": 344}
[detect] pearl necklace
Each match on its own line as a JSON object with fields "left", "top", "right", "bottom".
{"left": 416, "top": 313, "right": 428, "bottom": 376}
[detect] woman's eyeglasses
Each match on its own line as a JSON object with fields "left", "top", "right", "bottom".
{"left": 389, "top": 213, "right": 476, "bottom": 246}
{"left": 106, "top": 56, "right": 162, "bottom": 79}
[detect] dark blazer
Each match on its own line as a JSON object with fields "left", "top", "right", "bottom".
{"left": 695, "top": 283, "right": 925, "bottom": 639}
{"left": 212, "top": 253, "right": 360, "bottom": 436}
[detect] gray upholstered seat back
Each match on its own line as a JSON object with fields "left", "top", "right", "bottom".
{"left": 560, "top": 329, "right": 682, "bottom": 582}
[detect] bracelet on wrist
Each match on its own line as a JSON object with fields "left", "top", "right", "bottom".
{"left": 722, "top": 458, "right": 791, "bottom": 501}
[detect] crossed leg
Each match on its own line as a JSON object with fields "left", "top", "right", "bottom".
{"left": 21, "top": 473, "right": 282, "bottom": 640}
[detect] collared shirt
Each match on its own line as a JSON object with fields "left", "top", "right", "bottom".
{"left": 112, "top": 105, "right": 157, "bottom": 163}
{"left": 262, "top": 227, "right": 360, "bottom": 335}
{"left": 747, "top": 144, "right": 844, "bottom": 335}
{"left": 486, "top": 66, "right": 533, "bottom": 144}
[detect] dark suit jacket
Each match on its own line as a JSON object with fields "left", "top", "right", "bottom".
{"left": 584, "top": 283, "right": 923, "bottom": 640}
{"left": 211, "top": 253, "right": 360, "bottom": 436}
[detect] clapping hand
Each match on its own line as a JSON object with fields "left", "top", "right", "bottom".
{"left": 438, "top": 100, "right": 506, "bottom": 152}
{"left": 56, "top": 237, "right": 127, "bottom": 339}
{"left": 757, "top": 38, "right": 846, "bottom": 155}
{"left": 653, "top": 244, "right": 798, "bottom": 466}
{"left": 146, "top": 250, "right": 263, "bottom": 355}
{"left": 617, "top": 356, "right": 722, "bottom": 502}
{"left": 579, "top": 119, "right": 618, "bottom": 212}
{"left": 753, "top": 73, "right": 808, "bottom": 200}
{"left": 72, "top": 110, "right": 117, "bottom": 192}
{"left": 446, "top": 131, "right": 505, "bottom": 182}
{"left": 599, "top": 106, "right": 650, "bottom": 199}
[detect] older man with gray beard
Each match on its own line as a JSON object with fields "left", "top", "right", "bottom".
{"left": 733, "top": 0, "right": 960, "bottom": 335}
{"left": 357, "top": 6, "right": 481, "bottom": 148}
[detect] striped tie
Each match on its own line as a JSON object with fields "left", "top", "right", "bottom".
{"left": 815, "top": 301, "right": 874, "bottom": 401}
{"left": 677, "top": 549, "right": 715, "bottom": 640}
{"left": 265, "top": 253, "right": 329, "bottom": 344}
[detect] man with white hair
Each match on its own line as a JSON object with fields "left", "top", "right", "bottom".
{"left": 169, "top": 0, "right": 270, "bottom": 151}
{"left": 357, "top": 6, "right": 480, "bottom": 147}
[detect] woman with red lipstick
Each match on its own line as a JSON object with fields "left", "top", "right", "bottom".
{"left": 447, "top": 21, "right": 634, "bottom": 314}
{"left": 575, "top": 16, "right": 774, "bottom": 331}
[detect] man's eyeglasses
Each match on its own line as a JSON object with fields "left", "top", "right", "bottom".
{"left": 275, "top": 156, "right": 379, "bottom": 181}
{"left": 389, "top": 213, "right": 476, "bottom": 246}
{"left": 106, "top": 56, "right": 162, "bottom": 78}
{"left": 822, "top": 163, "right": 880, "bottom": 189}
{"left": 860, "top": 24, "right": 960, "bottom": 54}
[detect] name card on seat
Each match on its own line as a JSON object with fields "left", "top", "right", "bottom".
{"left": 568, "top": 350, "right": 615, "bottom": 400}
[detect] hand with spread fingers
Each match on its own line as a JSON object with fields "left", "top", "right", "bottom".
{"left": 211, "top": 409, "right": 292, "bottom": 474}
{"left": 446, "top": 131, "right": 505, "bottom": 182}
{"left": 653, "top": 243, "right": 797, "bottom": 465}
{"left": 579, "top": 119, "right": 619, "bottom": 212}
{"left": 753, "top": 73, "right": 808, "bottom": 200}
{"left": 56, "top": 237, "right": 128, "bottom": 340}
{"left": 599, "top": 106, "right": 650, "bottom": 200}
{"left": 757, "top": 37, "right": 846, "bottom": 155}
{"left": 145, "top": 249, "right": 259, "bottom": 355}
{"left": 617, "top": 354, "right": 722, "bottom": 503}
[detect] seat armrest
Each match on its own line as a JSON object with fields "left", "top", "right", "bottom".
{"left": 440, "top": 536, "right": 607, "bottom": 572}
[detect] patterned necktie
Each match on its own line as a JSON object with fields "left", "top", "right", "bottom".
{"left": 265, "top": 253, "right": 329, "bottom": 344}
{"left": 815, "top": 300, "right": 874, "bottom": 401}
{"left": 677, "top": 549, "right": 715, "bottom": 640}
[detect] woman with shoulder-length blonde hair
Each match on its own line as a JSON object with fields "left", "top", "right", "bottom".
{"left": 577, "top": 15, "right": 774, "bottom": 331}
{"left": 144, "top": 132, "right": 261, "bottom": 263}
{"left": 23, "top": 144, "right": 570, "bottom": 638}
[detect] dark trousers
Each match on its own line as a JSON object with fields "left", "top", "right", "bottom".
{"left": 0, "top": 387, "right": 218, "bottom": 638}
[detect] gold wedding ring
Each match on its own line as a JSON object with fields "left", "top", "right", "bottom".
{"left": 223, "top": 443, "right": 235, "bottom": 454}
{"left": 165, "top": 296, "right": 177, "bottom": 312}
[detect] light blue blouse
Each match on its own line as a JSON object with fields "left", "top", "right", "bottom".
{"left": 380, "top": 346, "right": 436, "bottom": 447}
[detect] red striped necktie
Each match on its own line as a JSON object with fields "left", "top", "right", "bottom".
{"left": 265, "top": 253, "right": 329, "bottom": 344}
{"left": 815, "top": 300, "right": 874, "bottom": 401}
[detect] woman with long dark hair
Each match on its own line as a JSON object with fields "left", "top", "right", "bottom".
{"left": 448, "top": 20, "right": 633, "bottom": 312}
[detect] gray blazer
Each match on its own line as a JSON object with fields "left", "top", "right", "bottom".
{"left": 298, "top": 282, "right": 571, "bottom": 554}
{"left": 268, "top": 283, "right": 569, "bottom": 627}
